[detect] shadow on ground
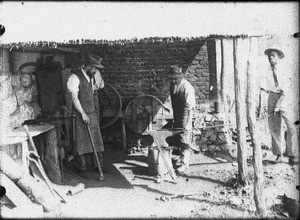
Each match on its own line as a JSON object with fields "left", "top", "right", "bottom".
{"left": 63, "top": 148, "right": 150, "bottom": 189}
{"left": 62, "top": 147, "right": 244, "bottom": 191}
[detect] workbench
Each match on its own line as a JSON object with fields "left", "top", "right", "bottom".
{"left": 0, "top": 123, "right": 62, "bottom": 184}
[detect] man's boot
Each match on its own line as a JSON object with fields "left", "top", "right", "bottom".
{"left": 176, "top": 148, "right": 190, "bottom": 175}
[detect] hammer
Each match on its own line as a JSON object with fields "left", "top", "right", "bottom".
{"left": 86, "top": 124, "right": 105, "bottom": 181}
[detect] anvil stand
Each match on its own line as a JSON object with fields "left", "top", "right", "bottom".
{"left": 145, "top": 129, "right": 183, "bottom": 184}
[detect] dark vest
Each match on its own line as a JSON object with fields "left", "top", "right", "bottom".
{"left": 74, "top": 70, "right": 95, "bottom": 114}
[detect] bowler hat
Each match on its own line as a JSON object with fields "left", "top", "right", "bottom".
{"left": 85, "top": 53, "right": 104, "bottom": 68}
{"left": 167, "top": 65, "right": 183, "bottom": 76}
{"left": 264, "top": 47, "right": 285, "bottom": 59}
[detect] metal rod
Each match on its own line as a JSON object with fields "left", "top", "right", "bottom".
{"left": 23, "top": 125, "right": 66, "bottom": 203}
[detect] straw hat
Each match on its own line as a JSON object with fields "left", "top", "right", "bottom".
{"left": 264, "top": 46, "right": 285, "bottom": 59}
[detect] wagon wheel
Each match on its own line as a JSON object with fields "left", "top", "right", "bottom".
{"left": 97, "top": 83, "right": 122, "bottom": 129}
{"left": 124, "top": 94, "right": 173, "bottom": 135}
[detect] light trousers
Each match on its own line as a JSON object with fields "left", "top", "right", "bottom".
{"left": 268, "top": 92, "right": 298, "bottom": 156}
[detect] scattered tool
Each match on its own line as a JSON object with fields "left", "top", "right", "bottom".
{"left": 27, "top": 151, "right": 66, "bottom": 203}
{"left": 23, "top": 125, "right": 66, "bottom": 203}
{"left": 170, "top": 193, "right": 194, "bottom": 199}
{"left": 133, "top": 175, "right": 159, "bottom": 182}
{"left": 86, "top": 124, "right": 105, "bottom": 181}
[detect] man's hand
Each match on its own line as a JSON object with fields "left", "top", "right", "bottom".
{"left": 82, "top": 113, "right": 90, "bottom": 124}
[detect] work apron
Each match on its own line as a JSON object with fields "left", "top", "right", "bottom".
{"left": 73, "top": 70, "right": 104, "bottom": 156}
{"left": 74, "top": 111, "right": 104, "bottom": 155}
{"left": 166, "top": 83, "right": 192, "bottom": 149}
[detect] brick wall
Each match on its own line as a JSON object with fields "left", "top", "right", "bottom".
{"left": 66, "top": 39, "right": 217, "bottom": 114}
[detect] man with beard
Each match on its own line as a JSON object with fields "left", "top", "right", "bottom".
{"left": 67, "top": 52, "right": 108, "bottom": 179}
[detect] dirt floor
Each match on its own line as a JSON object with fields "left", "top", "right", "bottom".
{"left": 33, "top": 142, "right": 299, "bottom": 219}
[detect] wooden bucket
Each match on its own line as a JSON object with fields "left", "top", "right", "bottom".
{"left": 147, "top": 145, "right": 173, "bottom": 177}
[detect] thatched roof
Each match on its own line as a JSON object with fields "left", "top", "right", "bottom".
{"left": 0, "top": 2, "right": 298, "bottom": 45}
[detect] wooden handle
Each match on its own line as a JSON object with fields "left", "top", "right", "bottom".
{"left": 86, "top": 124, "right": 104, "bottom": 181}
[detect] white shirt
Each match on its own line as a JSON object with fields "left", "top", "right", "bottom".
{"left": 260, "top": 65, "right": 291, "bottom": 94}
{"left": 172, "top": 78, "right": 196, "bottom": 111}
{"left": 67, "top": 69, "right": 105, "bottom": 94}
{"left": 260, "top": 63, "right": 293, "bottom": 108}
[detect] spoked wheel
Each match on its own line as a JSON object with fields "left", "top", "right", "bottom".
{"left": 97, "top": 83, "right": 122, "bottom": 129}
{"left": 124, "top": 94, "right": 173, "bottom": 135}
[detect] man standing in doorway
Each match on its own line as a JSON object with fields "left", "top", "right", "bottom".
{"left": 166, "top": 65, "right": 196, "bottom": 175}
{"left": 67, "top": 52, "right": 107, "bottom": 179}
{"left": 261, "top": 46, "right": 298, "bottom": 165}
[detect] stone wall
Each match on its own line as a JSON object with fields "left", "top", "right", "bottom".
{"left": 0, "top": 49, "right": 42, "bottom": 143}
{"left": 1, "top": 39, "right": 218, "bottom": 148}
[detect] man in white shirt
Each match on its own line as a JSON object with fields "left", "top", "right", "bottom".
{"left": 67, "top": 52, "right": 107, "bottom": 178}
{"left": 166, "top": 65, "right": 196, "bottom": 175}
{"left": 261, "top": 46, "right": 298, "bottom": 165}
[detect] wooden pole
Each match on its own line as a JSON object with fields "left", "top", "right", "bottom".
{"left": 0, "top": 171, "right": 43, "bottom": 212}
{"left": 220, "top": 39, "right": 233, "bottom": 145}
{"left": 0, "top": 150, "right": 61, "bottom": 213}
{"left": 233, "top": 37, "right": 247, "bottom": 184}
{"left": 246, "top": 37, "right": 266, "bottom": 216}
{"left": 121, "top": 114, "right": 127, "bottom": 152}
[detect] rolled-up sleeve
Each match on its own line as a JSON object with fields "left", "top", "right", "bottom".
{"left": 94, "top": 71, "right": 105, "bottom": 90}
{"left": 67, "top": 74, "right": 80, "bottom": 94}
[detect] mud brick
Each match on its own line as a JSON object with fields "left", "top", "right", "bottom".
{"left": 192, "top": 60, "right": 199, "bottom": 65}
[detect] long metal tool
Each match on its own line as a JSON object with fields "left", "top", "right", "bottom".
{"left": 86, "top": 124, "right": 105, "bottom": 181}
{"left": 23, "top": 125, "right": 66, "bottom": 203}
{"left": 27, "top": 152, "right": 66, "bottom": 203}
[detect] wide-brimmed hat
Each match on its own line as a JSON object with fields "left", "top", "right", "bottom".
{"left": 166, "top": 65, "right": 183, "bottom": 77}
{"left": 264, "top": 47, "right": 285, "bottom": 59}
{"left": 85, "top": 53, "right": 104, "bottom": 68}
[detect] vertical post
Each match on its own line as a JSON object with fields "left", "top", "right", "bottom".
{"left": 215, "top": 39, "right": 222, "bottom": 106}
{"left": 121, "top": 111, "right": 127, "bottom": 152}
{"left": 233, "top": 37, "right": 247, "bottom": 183}
{"left": 220, "top": 39, "right": 232, "bottom": 145}
{"left": 246, "top": 37, "right": 266, "bottom": 216}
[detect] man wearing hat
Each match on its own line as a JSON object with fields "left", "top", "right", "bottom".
{"left": 165, "top": 65, "right": 196, "bottom": 175}
{"left": 67, "top": 52, "right": 108, "bottom": 178}
{"left": 261, "top": 46, "right": 298, "bottom": 165}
